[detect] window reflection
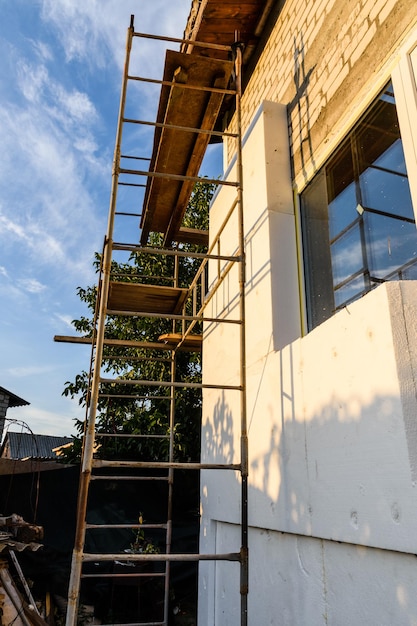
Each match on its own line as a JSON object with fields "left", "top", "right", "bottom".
{"left": 301, "top": 81, "right": 417, "bottom": 330}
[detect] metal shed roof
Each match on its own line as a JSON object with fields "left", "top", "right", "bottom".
{"left": 1, "top": 432, "right": 72, "bottom": 460}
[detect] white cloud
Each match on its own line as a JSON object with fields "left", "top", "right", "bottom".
{"left": 55, "top": 84, "right": 98, "bottom": 123}
{"left": 39, "top": 0, "right": 191, "bottom": 74}
{"left": 28, "top": 38, "right": 53, "bottom": 63}
{"left": 16, "top": 61, "right": 48, "bottom": 104}
{"left": 0, "top": 213, "right": 30, "bottom": 242}
{"left": 54, "top": 313, "right": 76, "bottom": 330}
{"left": 16, "top": 58, "right": 99, "bottom": 129}
{"left": 0, "top": 72, "right": 105, "bottom": 281}
{"left": 6, "top": 403, "right": 79, "bottom": 437}
{"left": 17, "top": 278, "right": 47, "bottom": 294}
{"left": 7, "top": 364, "right": 54, "bottom": 377}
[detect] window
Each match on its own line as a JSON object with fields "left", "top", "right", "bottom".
{"left": 301, "top": 82, "right": 417, "bottom": 330}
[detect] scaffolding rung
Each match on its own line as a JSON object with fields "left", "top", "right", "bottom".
{"left": 99, "top": 378, "right": 243, "bottom": 391}
{"left": 90, "top": 475, "right": 169, "bottom": 482}
{"left": 92, "top": 460, "right": 241, "bottom": 471}
{"left": 119, "top": 167, "right": 239, "bottom": 188}
{"left": 82, "top": 551, "right": 241, "bottom": 563}
{"left": 115, "top": 211, "right": 142, "bottom": 217}
{"left": 117, "top": 181, "right": 146, "bottom": 188}
{"left": 86, "top": 523, "right": 167, "bottom": 530}
{"left": 133, "top": 29, "right": 234, "bottom": 53}
{"left": 102, "top": 355, "right": 172, "bottom": 363}
{"left": 127, "top": 74, "right": 237, "bottom": 98}
{"left": 111, "top": 243, "right": 242, "bottom": 262}
{"left": 81, "top": 572, "right": 166, "bottom": 579}
{"left": 120, "top": 154, "right": 151, "bottom": 161}
{"left": 123, "top": 116, "right": 235, "bottom": 139}
{"left": 97, "top": 622, "right": 164, "bottom": 626}
{"left": 106, "top": 308, "right": 242, "bottom": 325}
{"left": 95, "top": 433, "right": 169, "bottom": 439}
{"left": 98, "top": 394, "right": 171, "bottom": 401}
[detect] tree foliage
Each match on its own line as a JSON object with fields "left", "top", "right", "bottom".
{"left": 61, "top": 182, "right": 215, "bottom": 464}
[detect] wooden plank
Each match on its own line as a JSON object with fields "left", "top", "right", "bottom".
{"left": 107, "top": 282, "right": 188, "bottom": 314}
{"left": 140, "top": 51, "right": 233, "bottom": 244}
{"left": 54, "top": 336, "right": 198, "bottom": 352}
{"left": 174, "top": 227, "right": 209, "bottom": 246}
{"left": 158, "top": 333, "right": 203, "bottom": 352}
{"left": 163, "top": 73, "right": 228, "bottom": 244}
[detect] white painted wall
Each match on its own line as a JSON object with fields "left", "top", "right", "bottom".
{"left": 199, "top": 99, "right": 417, "bottom": 624}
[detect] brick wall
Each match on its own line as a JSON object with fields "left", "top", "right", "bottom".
{"left": 229, "top": 0, "right": 417, "bottom": 187}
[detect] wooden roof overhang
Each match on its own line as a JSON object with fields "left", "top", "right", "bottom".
{"left": 182, "top": 0, "right": 276, "bottom": 65}
{"left": 139, "top": 50, "right": 234, "bottom": 246}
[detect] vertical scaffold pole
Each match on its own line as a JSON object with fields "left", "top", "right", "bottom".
{"left": 234, "top": 41, "right": 249, "bottom": 626}
{"left": 65, "top": 17, "right": 135, "bottom": 626}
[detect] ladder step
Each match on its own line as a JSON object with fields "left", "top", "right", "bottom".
{"left": 82, "top": 552, "right": 241, "bottom": 563}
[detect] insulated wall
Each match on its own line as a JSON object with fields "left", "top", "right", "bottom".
{"left": 199, "top": 1, "right": 417, "bottom": 624}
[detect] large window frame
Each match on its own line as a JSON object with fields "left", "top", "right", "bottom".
{"left": 301, "top": 81, "right": 417, "bottom": 331}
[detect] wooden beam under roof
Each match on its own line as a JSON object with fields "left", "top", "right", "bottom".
{"left": 139, "top": 50, "right": 233, "bottom": 246}
{"left": 182, "top": 0, "right": 276, "bottom": 65}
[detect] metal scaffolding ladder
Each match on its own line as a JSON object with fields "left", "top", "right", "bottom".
{"left": 60, "top": 16, "right": 248, "bottom": 626}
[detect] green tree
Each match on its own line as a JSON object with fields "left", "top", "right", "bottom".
{"left": 61, "top": 181, "right": 215, "bottom": 464}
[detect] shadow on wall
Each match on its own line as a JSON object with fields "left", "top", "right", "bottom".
{"left": 201, "top": 384, "right": 417, "bottom": 623}
{"left": 202, "top": 390, "right": 235, "bottom": 465}
{"left": 288, "top": 32, "right": 316, "bottom": 181}
{"left": 250, "top": 392, "right": 412, "bottom": 542}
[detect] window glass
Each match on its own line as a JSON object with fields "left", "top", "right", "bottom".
{"left": 331, "top": 222, "right": 364, "bottom": 288}
{"left": 328, "top": 183, "right": 357, "bottom": 240}
{"left": 334, "top": 274, "right": 367, "bottom": 309}
{"left": 301, "top": 81, "right": 417, "bottom": 330}
{"left": 364, "top": 213, "right": 417, "bottom": 278}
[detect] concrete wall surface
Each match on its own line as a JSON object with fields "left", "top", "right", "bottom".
{"left": 200, "top": 522, "right": 417, "bottom": 626}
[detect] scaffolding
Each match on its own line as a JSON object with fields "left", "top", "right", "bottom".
{"left": 58, "top": 15, "right": 248, "bottom": 626}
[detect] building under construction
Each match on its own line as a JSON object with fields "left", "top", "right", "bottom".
{"left": 59, "top": 1, "right": 417, "bottom": 624}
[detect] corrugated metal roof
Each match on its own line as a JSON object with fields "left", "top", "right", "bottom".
{"left": 1, "top": 432, "right": 72, "bottom": 460}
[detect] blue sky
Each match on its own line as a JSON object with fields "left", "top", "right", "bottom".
{"left": 0, "top": 0, "right": 208, "bottom": 438}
